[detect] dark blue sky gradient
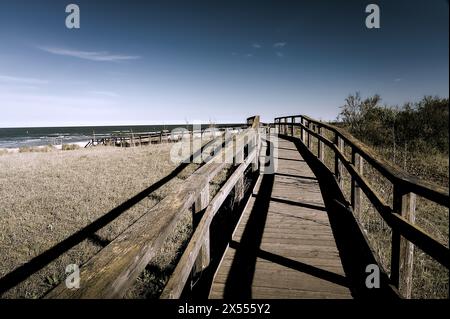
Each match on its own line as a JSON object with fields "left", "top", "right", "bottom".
{"left": 0, "top": 0, "right": 448, "bottom": 126}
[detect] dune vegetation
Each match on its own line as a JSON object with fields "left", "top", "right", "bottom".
{"left": 0, "top": 143, "right": 199, "bottom": 298}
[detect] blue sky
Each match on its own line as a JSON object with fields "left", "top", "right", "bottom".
{"left": 0, "top": 0, "right": 448, "bottom": 127}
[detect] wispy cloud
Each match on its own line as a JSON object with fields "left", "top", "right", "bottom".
{"left": 245, "top": 53, "right": 253, "bottom": 57}
{"left": 273, "top": 42, "right": 287, "bottom": 48}
{"left": 38, "top": 46, "right": 141, "bottom": 62}
{"left": 394, "top": 78, "right": 401, "bottom": 82}
{"left": 252, "top": 43, "right": 262, "bottom": 49}
{"left": 275, "top": 52, "right": 284, "bottom": 58}
{"left": 0, "top": 74, "right": 48, "bottom": 85}
{"left": 90, "top": 91, "right": 119, "bottom": 98}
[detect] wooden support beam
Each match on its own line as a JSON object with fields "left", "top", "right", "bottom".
{"left": 192, "top": 184, "right": 210, "bottom": 278}
{"left": 351, "top": 151, "right": 363, "bottom": 217}
{"left": 318, "top": 126, "right": 324, "bottom": 162}
{"left": 233, "top": 134, "right": 245, "bottom": 202}
{"left": 334, "top": 134, "right": 344, "bottom": 189}
{"left": 391, "top": 186, "right": 416, "bottom": 298}
{"left": 307, "top": 121, "right": 312, "bottom": 149}
{"left": 291, "top": 116, "right": 295, "bottom": 137}
{"left": 300, "top": 117, "right": 305, "bottom": 143}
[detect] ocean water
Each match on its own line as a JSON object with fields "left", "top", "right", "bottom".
{"left": 0, "top": 123, "right": 243, "bottom": 149}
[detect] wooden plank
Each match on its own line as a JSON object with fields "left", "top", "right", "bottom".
{"left": 210, "top": 138, "right": 351, "bottom": 299}
{"left": 209, "top": 283, "right": 351, "bottom": 299}
{"left": 220, "top": 250, "right": 344, "bottom": 267}
{"left": 214, "top": 269, "right": 349, "bottom": 294}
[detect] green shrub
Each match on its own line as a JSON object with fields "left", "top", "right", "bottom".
{"left": 339, "top": 93, "right": 449, "bottom": 155}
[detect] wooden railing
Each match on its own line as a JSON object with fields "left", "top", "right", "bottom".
{"left": 161, "top": 116, "right": 261, "bottom": 298}
{"left": 45, "top": 116, "right": 261, "bottom": 298}
{"left": 85, "top": 126, "right": 246, "bottom": 148}
{"left": 274, "top": 115, "right": 449, "bottom": 298}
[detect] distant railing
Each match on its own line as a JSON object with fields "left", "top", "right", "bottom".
{"left": 45, "top": 116, "right": 261, "bottom": 298}
{"left": 85, "top": 126, "right": 247, "bottom": 148}
{"left": 274, "top": 115, "right": 449, "bottom": 298}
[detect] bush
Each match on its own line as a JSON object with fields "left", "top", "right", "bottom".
{"left": 18, "top": 145, "right": 54, "bottom": 153}
{"left": 338, "top": 93, "right": 449, "bottom": 154}
{"left": 62, "top": 144, "right": 80, "bottom": 151}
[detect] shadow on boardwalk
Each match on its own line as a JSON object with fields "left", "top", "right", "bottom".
{"left": 220, "top": 135, "right": 398, "bottom": 299}
{"left": 287, "top": 135, "right": 398, "bottom": 298}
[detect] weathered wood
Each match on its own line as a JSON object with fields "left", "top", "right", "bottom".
{"left": 209, "top": 138, "right": 352, "bottom": 299}
{"left": 318, "top": 126, "right": 324, "bottom": 162}
{"left": 210, "top": 283, "right": 351, "bottom": 299}
{"left": 332, "top": 142, "right": 449, "bottom": 268}
{"left": 291, "top": 116, "right": 295, "bottom": 136}
{"left": 192, "top": 184, "right": 210, "bottom": 276}
{"left": 300, "top": 117, "right": 304, "bottom": 142}
{"left": 45, "top": 128, "right": 255, "bottom": 299}
{"left": 391, "top": 186, "right": 416, "bottom": 298}
{"left": 276, "top": 115, "right": 449, "bottom": 206}
{"left": 351, "top": 151, "right": 363, "bottom": 218}
{"left": 307, "top": 121, "right": 312, "bottom": 149}
{"left": 274, "top": 114, "right": 450, "bottom": 284}
{"left": 334, "top": 134, "right": 344, "bottom": 189}
{"left": 251, "top": 133, "right": 259, "bottom": 172}
{"left": 161, "top": 147, "right": 258, "bottom": 298}
{"left": 299, "top": 115, "right": 449, "bottom": 206}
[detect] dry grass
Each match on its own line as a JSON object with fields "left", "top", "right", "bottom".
{"left": 310, "top": 126, "right": 449, "bottom": 299}
{"left": 18, "top": 145, "right": 55, "bottom": 153}
{"left": 0, "top": 134, "right": 235, "bottom": 299}
{"left": 61, "top": 144, "right": 80, "bottom": 151}
{"left": 0, "top": 143, "right": 198, "bottom": 298}
{"left": 125, "top": 164, "right": 233, "bottom": 298}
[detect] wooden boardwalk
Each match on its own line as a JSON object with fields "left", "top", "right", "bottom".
{"left": 209, "top": 137, "right": 352, "bottom": 298}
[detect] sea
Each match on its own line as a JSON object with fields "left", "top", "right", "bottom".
{"left": 0, "top": 123, "right": 243, "bottom": 149}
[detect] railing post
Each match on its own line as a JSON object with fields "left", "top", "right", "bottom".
{"left": 291, "top": 117, "right": 295, "bottom": 137}
{"left": 318, "top": 125, "right": 324, "bottom": 161}
{"left": 351, "top": 150, "right": 363, "bottom": 217}
{"left": 391, "top": 186, "right": 416, "bottom": 298}
{"left": 233, "top": 135, "right": 245, "bottom": 202}
{"left": 307, "top": 121, "right": 312, "bottom": 149}
{"left": 334, "top": 133, "right": 344, "bottom": 188}
{"left": 192, "top": 184, "right": 210, "bottom": 278}
{"left": 251, "top": 132, "right": 259, "bottom": 172}
{"left": 300, "top": 117, "right": 304, "bottom": 142}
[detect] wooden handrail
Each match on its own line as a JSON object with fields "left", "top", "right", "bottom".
{"left": 274, "top": 114, "right": 449, "bottom": 298}
{"left": 45, "top": 120, "right": 261, "bottom": 299}
{"left": 160, "top": 146, "right": 259, "bottom": 298}
{"left": 302, "top": 116, "right": 448, "bottom": 206}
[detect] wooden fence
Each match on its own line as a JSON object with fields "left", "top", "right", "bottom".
{"left": 273, "top": 115, "right": 449, "bottom": 298}
{"left": 85, "top": 126, "right": 246, "bottom": 148}
{"left": 45, "top": 116, "right": 261, "bottom": 298}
